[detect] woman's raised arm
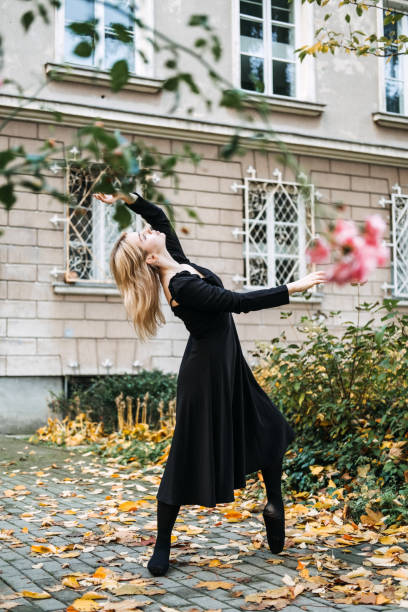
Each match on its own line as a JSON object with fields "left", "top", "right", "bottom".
{"left": 170, "top": 272, "right": 290, "bottom": 313}
{"left": 125, "top": 193, "right": 191, "bottom": 265}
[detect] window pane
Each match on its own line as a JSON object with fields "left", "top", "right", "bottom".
{"left": 65, "top": 0, "right": 94, "bottom": 22}
{"left": 64, "top": 26, "right": 95, "bottom": 65}
{"left": 384, "top": 14, "right": 403, "bottom": 43}
{"left": 386, "top": 79, "right": 403, "bottom": 113}
{"left": 271, "top": 0, "right": 294, "bottom": 24}
{"left": 240, "top": 19, "right": 263, "bottom": 56}
{"left": 241, "top": 55, "right": 265, "bottom": 92}
{"left": 385, "top": 51, "right": 402, "bottom": 80}
{"left": 272, "top": 25, "right": 294, "bottom": 60}
{"left": 272, "top": 60, "right": 295, "bottom": 96}
{"left": 104, "top": 0, "right": 134, "bottom": 71}
{"left": 104, "top": 0, "right": 133, "bottom": 27}
{"left": 240, "top": 0, "right": 263, "bottom": 18}
{"left": 105, "top": 34, "right": 135, "bottom": 71}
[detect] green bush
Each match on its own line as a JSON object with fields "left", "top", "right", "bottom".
{"left": 250, "top": 296, "right": 408, "bottom": 525}
{"left": 49, "top": 369, "right": 177, "bottom": 433}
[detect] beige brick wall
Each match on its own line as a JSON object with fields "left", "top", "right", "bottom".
{"left": 0, "top": 120, "right": 406, "bottom": 381}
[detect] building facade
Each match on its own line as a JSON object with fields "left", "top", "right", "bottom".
{"left": 0, "top": 0, "right": 407, "bottom": 432}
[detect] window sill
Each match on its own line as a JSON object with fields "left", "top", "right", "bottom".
{"left": 242, "top": 92, "right": 325, "bottom": 117}
{"left": 45, "top": 62, "right": 164, "bottom": 94}
{"left": 372, "top": 111, "right": 408, "bottom": 130}
{"left": 53, "top": 282, "right": 120, "bottom": 296}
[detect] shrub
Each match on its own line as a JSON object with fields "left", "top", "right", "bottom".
{"left": 48, "top": 369, "right": 177, "bottom": 433}
{"left": 250, "top": 296, "right": 408, "bottom": 525}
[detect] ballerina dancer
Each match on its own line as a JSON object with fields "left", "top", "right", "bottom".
{"left": 94, "top": 190, "right": 327, "bottom": 576}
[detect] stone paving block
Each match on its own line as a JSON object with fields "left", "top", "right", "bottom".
{"left": 32, "top": 598, "right": 67, "bottom": 611}
{"left": 189, "top": 594, "right": 234, "bottom": 609}
{"left": 151, "top": 592, "right": 192, "bottom": 608}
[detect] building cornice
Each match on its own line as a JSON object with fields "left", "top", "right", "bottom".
{"left": 1, "top": 93, "right": 408, "bottom": 166}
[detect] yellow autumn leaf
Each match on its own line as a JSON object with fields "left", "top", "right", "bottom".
{"left": 93, "top": 567, "right": 113, "bottom": 579}
{"left": 81, "top": 592, "right": 107, "bottom": 600}
{"left": 20, "top": 591, "right": 51, "bottom": 599}
{"left": 310, "top": 465, "right": 324, "bottom": 476}
{"left": 194, "top": 580, "right": 234, "bottom": 591}
{"left": 31, "top": 544, "right": 58, "bottom": 554}
{"left": 118, "top": 501, "right": 139, "bottom": 512}
{"left": 62, "top": 576, "right": 81, "bottom": 589}
{"left": 72, "top": 598, "right": 102, "bottom": 611}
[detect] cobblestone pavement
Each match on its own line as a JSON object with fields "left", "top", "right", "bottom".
{"left": 0, "top": 435, "right": 405, "bottom": 612}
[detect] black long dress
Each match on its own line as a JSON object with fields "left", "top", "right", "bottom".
{"left": 126, "top": 195, "right": 295, "bottom": 508}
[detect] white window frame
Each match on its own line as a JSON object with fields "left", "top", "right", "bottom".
{"left": 232, "top": 0, "right": 316, "bottom": 101}
{"left": 380, "top": 185, "right": 408, "bottom": 299}
{"left": 377, "top": 0, "right": 408, "bottom": 115}
{"left": 64, "top": 162, "right": 142, "bottom": 285}
{"left": 232, "top": 167, "right": 316, "bottom": 292}
{"left": 54, "top": 0, "right": 154, "bottom": 78}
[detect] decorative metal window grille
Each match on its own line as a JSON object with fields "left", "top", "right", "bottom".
{"left": 231, "top": 166, "right": 316, "bottom": 289}
{"left": 64, "top": 163, "right": 141, "bottom": 284}
{"left": 380, "top": 184, "right": 408, "bottom": 299}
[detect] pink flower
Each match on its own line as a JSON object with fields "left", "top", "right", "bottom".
{"left": 306, "top": 236, "right": 331, "bottom": 263}
{"left": 331, "top": 219, "right": 358, "bottom": 247}
{"left": 374, "top": 241, "right": 390, "bottom": 266}
{"left": 364, "top": 214, "right": 386, "bottom": 246}
{"left": 326, "top": 258, "right": 355, "bottom": 284}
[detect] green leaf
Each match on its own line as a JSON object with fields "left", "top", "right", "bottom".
{"left": 110, "top": 59, "right": 129, "bottom": 92}
{"left": 73, "top": 41, "right": 93, "bottom": 58}
{"left": 0, "top": 150, "right": 15, "bottom": 169}
{"left": 162, "top": 76, "right": 180, "bottom": 91}
{"left": 165, "top": 59, "right": 177, "bottom": 69}
{"left": 219, "top": 133, "right": 241, "bottom": 160}
{"left": 21, "top": 11, "right": 35, "bottom": 32}
{"left": 194, "top": 38, "right": 207, "bottom": 48}
{"left": 111, "top": 22, "right": 133, "bottom": 44}
{"left": 113, "top": 202, "right": 132, "bottom": 230}
{"left": 0, "top": 183, "right": 16, "bottom": 209}
{"left": 38, "top": 3, "right": 49, "bottom": 24}
{"left": 220, "top": 88, "right": 246, "bottom": 110}
{"left": 68, "top": 20, "right": 97, "bottom": 37}
{"left": 180, "top": 73, "right": 200, "bottom": 94}
{"left": 188, "top": 15, "right": 210, "bottom": 29}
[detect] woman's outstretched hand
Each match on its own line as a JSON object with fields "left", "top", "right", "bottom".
{"left": 94, "top": 192, "right": 134, "bottom": 205}
{"left": 287, "top": 270, "right": 328, "bottom": 294}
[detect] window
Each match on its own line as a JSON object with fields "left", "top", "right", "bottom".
{"left": 382, "top": 186, "right": 408, "bottom": 298}
{"left": 238, "top": 168, "right": 315, "bottom": 289}
{"left": 65, "top": 164, "right": 142, "bottom": 284}
{"left": 57, "top": 0, "right": 153, "bottom": 76}
{"left": 382, "top": 1, "right": 408, "bottom": 114}
{"left": 239, "top": 0, "right": 296, "bottom": 96}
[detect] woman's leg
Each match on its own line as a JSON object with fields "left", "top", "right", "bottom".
{"left": 261, "top": 454, "right": 285, "bottom": 554}
{"left": 147, "top": 499, "right": 181, "bottom": 576}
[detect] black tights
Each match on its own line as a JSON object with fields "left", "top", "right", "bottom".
{"left": 147, "top": 499, "right": 180, "bottom": 576}
{"left": 147, "top": 455, "right": 284, "bottom": 575}
{"left": 261, "top": 454, "right": 284, "bottom": 517}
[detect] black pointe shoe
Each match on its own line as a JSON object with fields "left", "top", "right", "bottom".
{"left": 147, "top": 545, "right": 170, "bottom": 576}
{"left": 262, "top": 501, "right": 285, "bottom": 554}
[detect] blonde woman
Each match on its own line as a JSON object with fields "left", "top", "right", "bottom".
{"left": 95, "top": 190, "right": 327, "bottom": 576}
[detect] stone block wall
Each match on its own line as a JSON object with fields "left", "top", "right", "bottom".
{"left": 0, "top": 118, "right": 405, "bottom": 386}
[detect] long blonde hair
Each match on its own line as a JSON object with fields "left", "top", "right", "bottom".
{"left": 110, "top": 231, "right": 166, "bottom": 342}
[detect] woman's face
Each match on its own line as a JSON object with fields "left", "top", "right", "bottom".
{"left": 125, "top": 224, "right": 166, "bottom": 255}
